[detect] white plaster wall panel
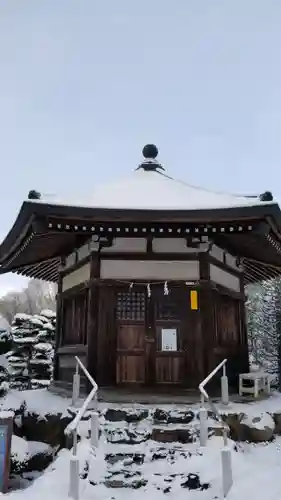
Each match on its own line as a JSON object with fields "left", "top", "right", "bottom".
{"left": 77, "top": 243, "right": 90, "bottom": 261}
{"left": 65, "top": 252, "right": 76, "bottom": 268}
{"left": 62, "top": 262, "right": 91, "bottom": 291}
{"left": 210, "top": 264, "right": 240, "bottom": 292}
{"left": 210, "top": 245, "right": 224, "bottom": 262}
{"left": 100, "top": 259, "right": 200, "bottom": 280}
{"left": 225, "top": 252, "right": 239, "bottom": 270}
{"left": 152, "top": 238, "right": 197, "bottom": 253}
{"left": 101, "top": 238, "right": 147, "bottom": 253}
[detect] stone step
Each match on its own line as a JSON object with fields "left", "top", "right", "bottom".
{"left": 87, "top": 442, "right": 210, "bottom": 492}
{"left": 69, "top": 403, "right": 281, "bottom": 444}
{"left": 103, "top": 407, "right": 197, "bottom": 424}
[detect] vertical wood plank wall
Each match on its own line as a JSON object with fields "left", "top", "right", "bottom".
{"left": 199, "top": 253, "right": 216, "bottom": 377}
{"left": 54, "top": 245, "right": 249, "bottom": 391}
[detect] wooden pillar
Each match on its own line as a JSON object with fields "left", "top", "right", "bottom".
{"left": 239, "top": 273, "right": 249, "bottom": 373}
{"left": 53, "top": 263, "right": 63, "bottom": 381}
{"left": 185, "top": 284, "right": 204, "bottom": 387}
{"left": 86, "top": 252, "right": 100, "bottom": 389}
{"left": 145, "top": 292, "right": 155, "bottom": 386}
{"left": 96, "top": 285, "right": 117, "bottom": 386}
{"left": 199, "top": 253, "right": 215, "bottom": 377}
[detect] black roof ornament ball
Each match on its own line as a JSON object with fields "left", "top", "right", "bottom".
{"left": 28, "top": 190, "right": 41, "bottom": 200}
{"left": 142, "top": 144, "right": 159, "bottom": 159}
{"left": 259, "top": 191, "right": 273, "bottom": 202}
{"left": 136, "top": 144, "right": 165, "bottom": 171}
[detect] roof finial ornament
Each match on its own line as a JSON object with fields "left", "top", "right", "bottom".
{"left": 142, "top": 144, "right": 158, "bottom": 159}
{"left": 136, "top": 144, "right": 165, "bottom": 172}
{"left": 260, "top": 191, "right": 273, "bottom": 202}
{"left": 28, "top": 189, "right": 41, "bottom": 200}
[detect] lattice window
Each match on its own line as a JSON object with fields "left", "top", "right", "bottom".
{"left": 215, "top": 295, "right": 237, "bottom": 345}
{"left": 116, "top": 291, "right": 145, "bottom": 321}
{"left": 155, "top": 295, "right": 179, "bottom": 320}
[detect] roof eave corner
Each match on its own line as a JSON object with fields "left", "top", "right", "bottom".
{"left": 0, "top": 201, "right": 36, "bottom": 263}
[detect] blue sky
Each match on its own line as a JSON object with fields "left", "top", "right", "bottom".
{"left": 1, "top": 0, "right": 281, "bottom": 295}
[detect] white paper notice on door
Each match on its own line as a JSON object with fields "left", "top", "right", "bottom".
{"left": 161, "top": 328, "right": 177, "bottom": 351}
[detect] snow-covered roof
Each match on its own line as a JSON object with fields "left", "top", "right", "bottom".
{"left": 37, "top": 168, "right": 275, "bottom": 212}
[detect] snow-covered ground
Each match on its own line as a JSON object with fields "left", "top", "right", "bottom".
{"left": 2, "top": 388, "right": 281, "bottom": 499}
{"left": 0, "top": 388, "right": 72, "bottom": 417}
{"left": 4, "top": 434, "right": 281, "bottom": 500}
{"left": 3, "top": 388, "right": 281, "bottom": 419}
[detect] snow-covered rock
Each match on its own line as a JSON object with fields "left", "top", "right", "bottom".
{"left": 237, "top": 413, "right": 276, "bottom": 442}
{"left": 11, "top": 435, "right": 53, "bottom": 474}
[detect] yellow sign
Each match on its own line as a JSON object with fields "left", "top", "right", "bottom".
{"left": 190, "top": 290, "right": 198, "bottom": 310}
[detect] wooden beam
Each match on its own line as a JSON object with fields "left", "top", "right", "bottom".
{"left": 208, "top": 254, "right": 242, "bottom": 278}
{"left": 100, "top": 252, "right": 200, "bottom": 261}
{"left": 60, "top": 254, "right": 91, "bottom": 277}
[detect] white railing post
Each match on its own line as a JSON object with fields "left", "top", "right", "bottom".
{"left": 199, "top": 395, "right": 208, "bottom": 446}
{"left": 221, "top": 364, "right": 229, "bottom": 406}
{"left": 221, "top": 444, "right": 233, "bottom": 497}
{"left": 72, "top": 362, "right": 80, "bottom": 407}
{"left": 69, "top": 455, "right": 80, "bottom": 500}
{"left": 90, "top": 412, "right": 99, "bottom": 449}
{"left": 65, "top": 356, "right": 99, "bottom": 500}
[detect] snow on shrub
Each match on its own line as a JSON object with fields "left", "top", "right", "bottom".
{"left": 6, "top": 309, "right": 56, "bottom": 390}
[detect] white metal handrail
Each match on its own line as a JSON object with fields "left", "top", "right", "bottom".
{"left": 65, "top": 356, "right": 98, "bottom": 439}
{"left": 199, "top": 358, "right": 229, "bottom": 438}
{"left": 65, "top": 356, "right": 99, "bottom": 500}
{"left": 199, "top": 358, "right": 233, "bottom": 498}
{"left": 199, "top": 358, "right": 227, "bottom": 400}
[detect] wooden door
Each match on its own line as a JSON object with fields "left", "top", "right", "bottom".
{"left": 153, "top": 288, "right": 185, "bottom": 384}
{"left": 116, "top": 290, "right": 146, "bottom": 383}
{"left": 115, "top": 287, "right": 186, "bottom": 385}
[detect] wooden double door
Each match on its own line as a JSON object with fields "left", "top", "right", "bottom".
{"left": 116, "top": 287, "right": 185, "bottom": 385}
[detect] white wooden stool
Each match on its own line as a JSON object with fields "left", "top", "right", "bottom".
{"left": 239, "top": 371, "right": 272, "bottom": 398}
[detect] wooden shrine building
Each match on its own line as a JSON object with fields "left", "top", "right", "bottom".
{"left": 1, "top": 144, "right": 281, "bottom": 392}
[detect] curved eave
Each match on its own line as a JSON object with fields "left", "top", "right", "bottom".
{"left": 1, "top": 199, "right": 281, "bottom": 283}
{"left": 1, "top": 198, "right": 281, "bottom": 254}
{"left": 0, "top": 201, "right": 35, "bottom": 264}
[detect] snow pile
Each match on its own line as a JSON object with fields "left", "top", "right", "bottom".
{"left": 5, "top": 434, "right": 281, "bottom": 500}
{"left": 241, "top": 412, "right": 275, "bottom": 431}
{"left": 0, "top": 388, "right": 73, "bottom": 418}
{"left": 11, "top": 435, "right": 29, "bottom": 465}
{"left": 1, "top": 389, "right": 281, "bottom": 498}
{"left": 0, "top": 356, "right": 10, "bottom": 396}
{"left": 11, "top": 436, "right": 52, "bottom": 463}
{"left": 0, "top": 314, "right": 12, "bottom": 396}
{"left": 0, "top": 325, "right": 12, "bottom": 354}
{"left": 6, "top": 310, "right": 56, "bottom": 390}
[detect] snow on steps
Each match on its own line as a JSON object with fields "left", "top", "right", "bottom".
{"left": 3, "top": 390, "right": 281, "bottom": 499}
{"left": 60, "top": 403, "right": 281, "bottom": 493}
{"left": 5, "top": 434, "right": 281, "bottom": 500}
{"left": 68, "top": 404, "right": 281, "bottom": 447}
